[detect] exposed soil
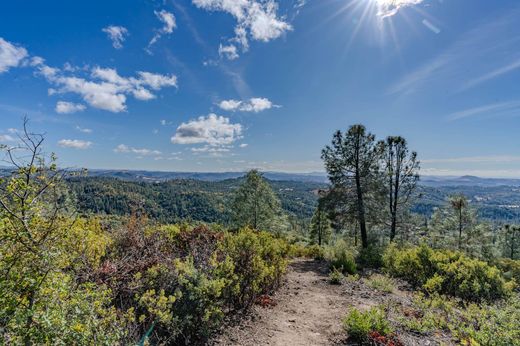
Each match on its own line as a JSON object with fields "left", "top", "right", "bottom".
{"left": 211, "top": 259, "right": 452, "bottom": 346}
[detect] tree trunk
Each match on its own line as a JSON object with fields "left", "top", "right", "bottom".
{"left": 458, "top": 208, "right": 463, "bottom": 250}
{"left": 355, "top": 171, "right": 368, "bottom": 248}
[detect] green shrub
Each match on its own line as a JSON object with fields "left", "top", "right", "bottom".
{"left": 305, "top": 244, "right": 326, "bottom": 260}
{"left": 396, "top": 293, "right": 520, "bottom": 346}
{"left": 343, "top": 307, "right": 393, "bottom": 342}
{"left": 220, "top": 228, "right": 289, "bottom": 308}
{"left": 329, "top": 267, "right": 344, "bottom": 285}
{"left": 365, "top": 274, "right": 395, "bottom": 293}
{"left": 383, "top": 244, "right": 512, "bottom": 301}
{"left": 325, "top": 240, "right": 357, "bottom": 274}
{"left": 357, "top": 245, "right": 384, "bottom": 268}
{"left": 496, "top": 258, "right": 520, "bottom": 289}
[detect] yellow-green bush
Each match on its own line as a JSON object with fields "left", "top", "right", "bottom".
{"left": 383, "top": 244, "right": 512, "bottom": 301}
{"left": 397, "top": 293, "right": 520, "bottom": 346}
{"left": 325, "top": 240, "right": 357, "bottom": 274}
{"left": 221, "top": 228, "right": 289, "bottom": 308}
{"left": 495, "top": 258, "right": 520, "bottom": 289}
{"left": 343, "top": 307, "right": 393, "bottom": 342}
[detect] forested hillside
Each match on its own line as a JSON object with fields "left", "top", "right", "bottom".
{"left": 68, "top": 176, "right": 520, "bottom": 224}
{"left": 68, "top": 177, "right": 324, "bottom": 223}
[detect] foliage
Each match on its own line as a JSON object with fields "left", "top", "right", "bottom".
{"left": 230, "top": 170, "right": 289, "bottom": 235}
{"left": 365, "top": 274, "right": 395, "bottom": 293}
{"left": 221, "top": 228, "right": 289, "bottom": 309}
{"left": 383, "top": 244, "right": 513, "bottom": 301}
{"left": 343, "top": 307, "right": 393, "bottom": 343}
{"left": 321, "top": 125, "right": 381, "bottom": 248}
{"left": 396, "top": 293, "right": 520, "bottom": 346}
{"left": 378, "top": 136, "right": 420, "bottom": 241}
{"left": 495, "top": 258, "right": 520, "bottom": 290}
{"left": 329, "top": 267, "right": 344, "bottom": 285}
{"left": 356, "top": 245, "right": 384, "bottom": 268}
{"left": 325, "top": 240, "right": 357, "bottom": 274}
{"left": 98, "top": 223, "right": 290, "bottom": 345}
{"left": 309, "top": 204, "right": 332, "bottom": 246}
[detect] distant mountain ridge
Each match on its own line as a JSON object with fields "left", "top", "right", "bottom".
{"left": 2, "top": 167, "right": 520, "bottom": 187}
{"left": 86, "top": 169, "right": 520, "bottom": 187}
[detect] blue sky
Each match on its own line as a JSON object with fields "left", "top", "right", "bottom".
{"left": 1, "top": 0, "right": 520, "bottom": 177}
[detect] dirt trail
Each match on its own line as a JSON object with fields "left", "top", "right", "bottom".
{"left": 212, "top": 259, "right": 350, "bottom": 346}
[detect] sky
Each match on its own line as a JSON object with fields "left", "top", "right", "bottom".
{"left": 1, "top": 0, "right": 520, "bottom": 177}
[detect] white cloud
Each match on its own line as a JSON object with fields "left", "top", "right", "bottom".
{"left": 218, "top": 44, "right": 239, "bottom": 60}
{"left": 376, "top": 0, "right": 423, "bottom": 18}
{"left": 55, "top": 101, "right": 86, "bottom": 114}
{"left": 114, "top": 144, "right": 162, "bottom": 156}
{"left": 192, "top": 0, "right": 291, "bottom": 58}
{"left": 0, "top": 134, "right": 15, "bottom": 142}
{"left": 0, "top": 38, "right": 28, "bottom": 73}
{"left": 148, "top": 10, "right": 177, "bottom": 48}
{"left": 137, "top": 71, "right": 178, "bottom": 89}
{"left": 239, "top": 143, "right": 248, "bottom": 148}
{"left": 171, "top": 114, "right": 243, "bottom": 146}
{"left": 102, "top": 26, "right": 129, "bottom": 49}
{"left": 31, "top": 59, "right": 178, "bottom": 113}
{"left": 58, "top": 139, "right": 92, "bottom": 149}
{"left": 76, "top": 125, "right": 92, "bottom": 134}
{"left": 218, "top": 97, "right": 277, "bottom": 112}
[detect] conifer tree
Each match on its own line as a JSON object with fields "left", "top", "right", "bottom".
{"left": 230, "top": 170, "right": 288, "bottom": 234}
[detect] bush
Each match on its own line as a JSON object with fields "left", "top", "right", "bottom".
{"left": 220, "top": 228, "right": 289, "bottom": 309}
{"left": 357, "top": 245, "right": 384, "bottom": 269}
{"left": 365, "top": 274, "right": 395, "bottom": 293}
{"left": 396, "top": 293, "right": 520, "bottom": 346}
{"left": 325, "top": 240, "right": 357, "bottom": 274}
{"left": 329, "top": 267, "right": 344, "bottom": 285}
{"left": 496, "top": 258, "right": 520, "bottom": 289}
{"left": 94, "top": 223, "right": 290, "bottom": 345}
{"left": 383, "top": 244, "right": 512, "bottom": 301}
{"left": 343, "top": 307, "right": 393, "bottom": 342}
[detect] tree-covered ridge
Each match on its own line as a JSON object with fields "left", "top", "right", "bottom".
{"left": 67, "top": 175, "right": 324, "bottom": 223}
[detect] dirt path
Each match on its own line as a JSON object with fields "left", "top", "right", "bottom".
{"left": 212, "top": 259, "right": 350, "bottom": 346}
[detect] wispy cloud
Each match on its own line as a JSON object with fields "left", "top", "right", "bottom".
{"left": 76, "top": 125, "right": 92, "bottom": 134}
{"left": 388, "top": 8, "right": 520, "bottom": 95}
{"left": 459, "top": 59, "right": 520, "bottom": 91}
{"left": 448, "top": 100, "right": 520, "bottom": 121}
{"left": 148, "top": 10, "right": 176, "bottom": 51}
{"left": 423, "top": 155, "right": 520, "bottom": 164}
{"left": 102, "top": 26, "right": 129, "bottom": 49}
{"left": 114, "top": 144, "right": 162, "bottom": 156}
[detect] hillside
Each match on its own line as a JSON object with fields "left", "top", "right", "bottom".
{"left": 68, "top": 174, "right": 520, "bottom": 223}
